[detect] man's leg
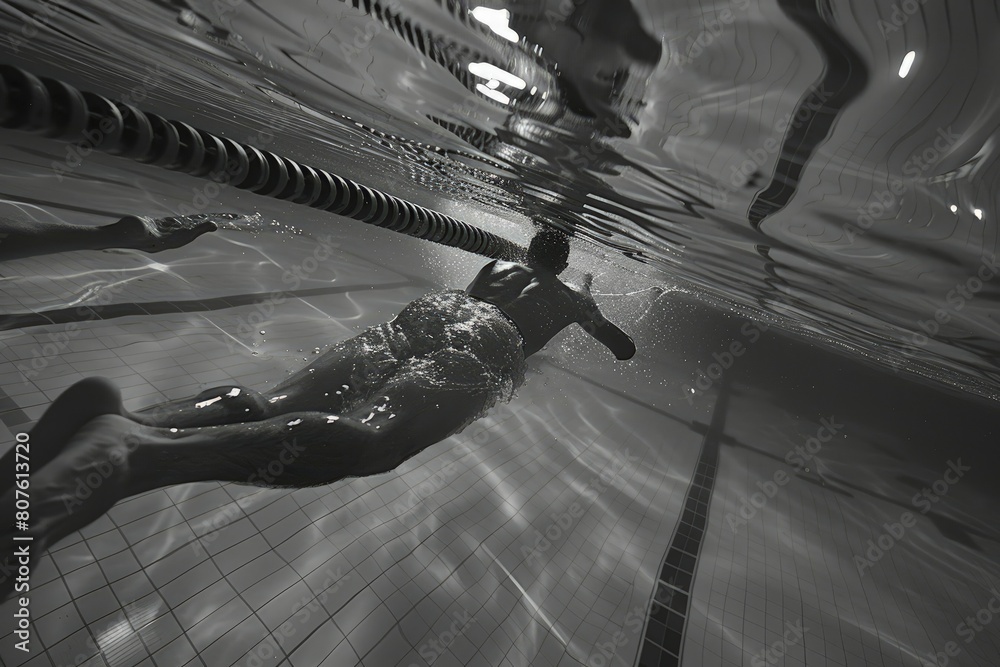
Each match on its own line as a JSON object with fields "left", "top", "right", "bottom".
{"left": 127, "top": 383, "right": 273, "bottom": 427}
{"left": 129, "top": 323, "right": 402, "bottom": 428}
{"left": 1, "top": 316, "right": 405, "bottom": 492}
{"left": 129, "top": 376, "right": 489, "bottom": 493}
{"left": 0, "top": 372, "right": 490, "bottom": 582}
{"left": 0, "top": 377, "right": 123, "bottom": 495}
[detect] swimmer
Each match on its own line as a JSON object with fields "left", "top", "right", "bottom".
{"left": 0, "top": 228, "right": 634, "bottom": 593}
{"left": 0, "top": 213, "right": 219, "bottom": 260}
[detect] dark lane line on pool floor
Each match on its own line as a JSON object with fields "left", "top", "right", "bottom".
{"left": 636, "top": 378, "right": 729, "bottom": 667}
{"left": 0, "top": 281, "right": 415, "bottom": 332}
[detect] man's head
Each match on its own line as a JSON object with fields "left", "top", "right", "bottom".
{"left": 526, "top": 228, "right": 570, "bottom": 274}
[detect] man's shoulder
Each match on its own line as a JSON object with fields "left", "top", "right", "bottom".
{"left": 491, "top": 261, "right": 551, "bottom": 283}
{"left": 493, "top": 259, "right": 531, "bottom": 272}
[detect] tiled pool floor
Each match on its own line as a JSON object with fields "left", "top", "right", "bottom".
{"left": 2, "top": 195, "right": 999, "bottom": 667}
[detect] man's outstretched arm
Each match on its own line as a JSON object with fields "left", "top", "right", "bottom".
{"left": 580, "top": 313, "right": 636, "bottom": 360}
{"left": 572, "top": 277, "right": 636, "bottom": 360}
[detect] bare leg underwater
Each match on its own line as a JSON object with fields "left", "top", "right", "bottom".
{"left": 0, "top": 366, "right": 491, "bottom": 598}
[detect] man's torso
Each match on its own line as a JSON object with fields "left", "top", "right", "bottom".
{"left": 464, "top": 260, "right": 583, "bottom": 356}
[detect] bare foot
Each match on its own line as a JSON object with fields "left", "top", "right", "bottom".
{"left": 0, "top": 414, "right": 141, "bottom": 599}
{"left": 105, "top": 214, "right": 219, "bottom": 252}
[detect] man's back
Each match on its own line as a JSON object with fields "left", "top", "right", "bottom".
{"left": 465, "top": 260, "right": 636, "bottom": 360}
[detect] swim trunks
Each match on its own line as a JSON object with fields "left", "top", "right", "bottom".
{"left": 465, "top": 292, "right": 527, "bottom": 350}
{"left": 343, "top": 290, "right": 527, "bottom": 417}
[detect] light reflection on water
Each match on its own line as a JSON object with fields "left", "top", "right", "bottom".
{"left": 2, "top": 0, "right": 998, "bottom": 396}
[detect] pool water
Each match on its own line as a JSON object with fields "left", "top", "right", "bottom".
{"left": 1, "top": 1, "right": 999, "bottom": 666}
